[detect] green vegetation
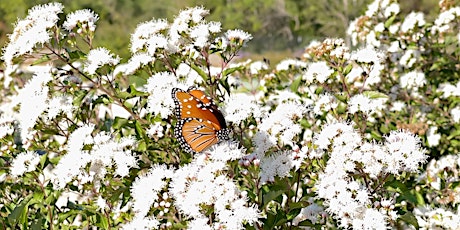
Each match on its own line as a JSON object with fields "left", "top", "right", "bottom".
{"left": 3, "top": 0, "right": 444, "bottom": 60}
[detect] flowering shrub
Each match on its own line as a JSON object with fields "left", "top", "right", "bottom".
{"left": 0, "top": 0, "right": 459, "bottom": 229}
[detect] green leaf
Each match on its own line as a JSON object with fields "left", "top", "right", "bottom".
{"left": 30, "top": 190, "right": 45, "bottom": 205}
{"left": 134, "top": 120, "right": 145, "bottom": 139}
{"left": 96, "top": 212, "right": 109, "bottom": 229}
{"left": 66, "top": 48, "right": 86, "bottom": 60}
{"left": 93, "top": 94, "right": 112, "bottom": 105}
{"left": 399, "top": 212, "right": 419, "bottom": 229}
{"left": 73, "top": 90, "right": 89, "bottom": 106}
{"left": 385, "top": 180, "right": 417, "bottom": 204}
{"left": 113, "top": 117, "right": 129, "bottom": 130}
{"left": 128, "top": 84, "right": 148, "bottom": 97}
{"left": 219, "top": 77, "right": 231, "bottom": 96}
{"left": 415, "top": 190, "right": 425, "bottom": 206}
{"left": 32, "top": 55, "right": 51, "bottom": 65}
{"left": 384, "top": 15, "right": 396, "bottom": 28}
{"left": 8, "top": 195, "right": 32, "bottom": 225}
{"left": 290, "top": 75, "right": 302, "bottom": 92}
{"left": 190, "top": 62, "right": 209, "bottom": 82}
{"left": 342, "top": 63, "right": 354, "bottom": 76}
{"left": 362, "top": 91, "right": 389, "bottom": 99}
{"left": 31, "top": 217, "right": 43, "bottom": 230}
{"left": 222, "top": 66, "right": 242, "bottom": 77}
{"left": 263, "top": 190, "right": 285, "bottom": 208}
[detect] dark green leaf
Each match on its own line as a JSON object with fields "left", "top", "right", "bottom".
{"left": 8, "top": 195, "right": 32, "bottom": 225}
{"left": 263, "top": 190, "right": 285, "bottom": 208}
{"left": 399, "top": 212, "right": 419, "bottom": 229}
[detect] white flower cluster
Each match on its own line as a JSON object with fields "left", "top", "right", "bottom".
{"left": 63, "top": 9, "right": 99, "bottom": 32}
{"left": 275, "top": 58, "right": 307, "bottom": 71}
{"left": 413, "top": 206, "right": 460, "bottom": 229}
{"left": 433, "top": 7, "right": 460, "bottom": 34}
{"left": 254, "top": 101, "right": 308, "bottom": 153}
{"left": 51, "top": 125, "right": 138, "bottom": 190}
{"left": 143, "top": 72, "right": 178, "bottom": 119}
{"left": 124, "top": 142, "right": 257, "bottom": 229}
{"left": 303, "top": 61, "right": 334, "bottom": 84}
{"left": 13, "top": 69, "right": 53, "bottom": 143}
{"left": 314, "top": 122, "right": 427, "bottom": 228}
{"left": 348, "top": 94, "right": 386, "bottom": 116}
{"left": 84, "top": 47, "right": 120, "bottom": 75}
{"left": 2, "top": 3, "right": 63, "bottom": 78}
{"left": 224, "top": 93, "right": 262, "bottom": 125}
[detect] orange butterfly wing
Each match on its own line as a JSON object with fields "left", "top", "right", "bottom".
{"left": 172, "top": 87, "right": 229, "bottom": 153}
{"left": 172, "top": 88, "right": 227, "bottom": 130}
{"left": 179, "top": 118, "right": 220, "bottom": 153}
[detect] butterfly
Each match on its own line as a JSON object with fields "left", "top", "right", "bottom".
{"left": 172, "top": 87, "right": 229, "bottom": 153}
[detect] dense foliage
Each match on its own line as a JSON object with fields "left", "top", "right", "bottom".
{"left": 1, "top": 0, "right": 460, "bottom": 229}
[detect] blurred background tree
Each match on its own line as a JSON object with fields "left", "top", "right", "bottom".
{"left": 0, "top": 0, "right": 442, "bottom": 63}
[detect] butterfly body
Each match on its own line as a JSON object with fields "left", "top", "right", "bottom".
{"left": 172, "top": 87, "right": 229, "bottom": 153}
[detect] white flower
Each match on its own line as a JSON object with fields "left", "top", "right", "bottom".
{"left": 260, "top": 151, "right": 295, "bottom": 183}
{"left": 276, "top": 59, "right": 307, "bottom": 71}
{"left": 225, "top": 29, "right": 253, "bottom": 43}
{"left": 313, "top": 93, "right": 338, "bottom": 115}
{"left": 63, "top": 9, "right": 99, "bottom": 32}
{"left": 293, "top": 202, "right": 324, "bottom": 225}
{"left": 433, "top": 7, "right": 460, "bottom": 33}
{"left": 399, "top": 49, "right": 420, "bottom": 68}
{"left": 144, "top": 72, "right": 178, "bottom": 119}
{"left": 10, "top": 151, "right": 41, "bottom": 177}
{"left": 51, "top": 126, "right": 138, "bottom": 189}
{"left": 249, "top": 60, "right": 269, "bottom": 74}
{"left": 401, "top": 12, "right": 425, "bottom": 33}
{"left": 348, "top": 94, "right": 385, "bottom": 115}
{"left": 207, "top": 141, "right": 245, "bottom": 162}
{"left": 147, "top": 122, "right": 167, "bottom": 138}
{"left": 439, "top": 82, "right": 460, "bottom": 98}
{"left": 84, "top": 47, "right": 120, "bottom": 75}
{"left": 303, "top": 61, "right": 334, "bottom": 84}
{"left": 400, "top": 71, "right": 426, "bottom": 90}
{"left": 114, "top": 52, "right": 154, "bottom": 76}
{"left": 451, "top": 106, "right": 460, "bottom": 123}
{"left": 120, "top": 216, "right": 160, "bottom": 230}
{"left": 390, "top": 101, "right": 406, "bottom": 112}
{"left": 175, "top": 63, "right": 203, "bottom": 86}
{"left": 384, "top": 130, "right": 427, "bottom": 173}
{"left": 13, "top": 69, "right": 53, "bottom": 143}
{"left": 190, "top": 23, "right": 211, "bottom": 48}
{"left": 46, "top": 95, "right": 73, "bottom": 120}
{"left": 51, "top": 125, "right": 94, "bottom": 189}
{"left": 130, "top": 164, "right": 173, "bottom": 217}
{"left": 413, "top": 206, "right": 460, "bottom": 229}
{"left": 427, "top": 126, "right": 441, "bottom": 147}
{"left": 169, "top": 156, "right": 259, "bottom": 228}
{"left": 257, "top": 101, "right": 307, "bottom": 148}
{"left": 130, "top": 19, "right": 169, "bottom": 53}
{"left": 384, "top": 3, "right": 400, "bottom": 18}
{"left": 350, "top": 46, "right": 385, "bottom": 64}
{"left": 2, "top": 2, "right": 63, "bottom": 76}
{"left": 352, "top": 208, "right": 388, "bottom": 229}
{"left": 224, "top": 93, "right": 261, "bottom": 125}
